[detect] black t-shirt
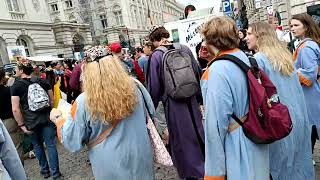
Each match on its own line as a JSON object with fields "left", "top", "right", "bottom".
{"left": 0, "top": 85, "right": 13, "bottom": 120}
{"left": 11, "top": 77, "right": 51, "bottom": 130}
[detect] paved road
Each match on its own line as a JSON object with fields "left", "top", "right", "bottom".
{"left": 24, "top": 142, "right": 179, "bottom": 180}
{"left": 25, "top": 142, "right": 320, "bottom": 179}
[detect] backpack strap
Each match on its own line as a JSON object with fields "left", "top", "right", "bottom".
{"left": 172, "top": 43, "right": 182, "bottom": 50}
{"left": 19, "top": 78, "right": 32, "bottom": 87}
{"left": 212, "top": 54, "right": 250, "bottom": 73}
{"left": 30, "top": 77, "right": 40, "bottom": 83}
{"left": 155, "top": 46, "right": 169, "bottom": 53}
{"left": 209, "top": 54, "right": 256, "bottom": 127}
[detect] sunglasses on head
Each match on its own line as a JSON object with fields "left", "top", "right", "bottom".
{"left": 86, "top": 53, "right": 113, "bottom": 63}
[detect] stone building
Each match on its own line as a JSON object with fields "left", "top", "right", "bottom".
{"left": 0, "top": 0, "right": 57, "bottom": 65}
{"left": 241, "top": 0, "right": 320, "bottom": 28}
{"left": 163, "top": 0, "right": 184, "bottom": 23}
{"left": 46, "top": 0, "right": 92, "bottom": 57}
{"left": 90, "top": 0, "right": 184, "bottom": 47}
{"left": 0, "top": 0, "right": 184, "bottom": 65}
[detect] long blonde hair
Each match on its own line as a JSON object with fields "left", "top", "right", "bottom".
{"left": 83, "top": 55, "right": 137, "bottom": 125}
{"left": 249, "top": 22, "right": 294, "bottom": 76}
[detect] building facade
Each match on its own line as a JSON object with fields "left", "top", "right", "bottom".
{"left": 90, "top": 0, "right": 184, "bottom": 47}
{"left": 46, "top": 0, "right": 92, "bottom": 58}
{"left": 242, "top": 0, "right": 320, "bottom": 28}
{"left": 0, "top": 0, "right": 184, "bottom": 65}
{"left": 0, "top": 0, "right": 57, "bottom": 65}
{"left": 163, "top": 0, "right": 184, "bottom": 23}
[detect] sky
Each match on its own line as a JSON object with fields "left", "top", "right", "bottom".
{"left": 177, "top": 0, "right": 221, "bottom": 11}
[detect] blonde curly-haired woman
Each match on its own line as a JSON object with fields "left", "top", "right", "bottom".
{"left": 50, "top": 52, "right": 155, "bottom": 180}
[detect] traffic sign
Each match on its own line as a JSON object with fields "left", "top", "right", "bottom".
{"left": 222, "top": 0, "right": 232, "bottom": 13}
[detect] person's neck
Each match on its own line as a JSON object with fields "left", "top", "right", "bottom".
{"left": 21, "top": 74, "right": 31, "bottom": 79}
{"left": 160, "top": 39, "right": 171, "bottom": 46}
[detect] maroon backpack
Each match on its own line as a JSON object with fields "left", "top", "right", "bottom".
{"left": 213, "top": 54, "right": 293, "bottom": 144}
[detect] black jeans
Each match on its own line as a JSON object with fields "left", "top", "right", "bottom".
{"left": 311, "top": 125, "right": 319, "bottom": 154}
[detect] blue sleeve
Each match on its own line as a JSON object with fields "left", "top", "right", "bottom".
{"left": 0, "top": 120, "right": 26, "bottom": 180}
{"left": 205, "top": 70, "right": 233, "bottom": 178}
{"left": 58, "top": 95, "right": 90, "bottom": 153}
{"left": 295, "top": 46, "right": 319, "bottom": 85}
{"left": 138, "top": 57, "right": 145, "bottom": 71}
{"left": 254, "top": 53, "right": 267, "bottom": 70}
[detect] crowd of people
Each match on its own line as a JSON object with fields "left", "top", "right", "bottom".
{"left": 0, "top": 12, "right": 319, "bottom": 180}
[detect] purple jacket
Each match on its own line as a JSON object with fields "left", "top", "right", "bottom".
{"left": 69, "top": 62, "right": 83, "bottom": 96}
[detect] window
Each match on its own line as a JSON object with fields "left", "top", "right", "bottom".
{"left": 139, "top": 8, "right": 143, "bottom": 28}
{"left": 7, "top": 0, "right": 20, "bottom": 12}
{"left": 51, "top": 4, "right": 58, "bottom": 11}
{"left": 114, "top": 11, "right": 123, "bottom": 25}
{"left": 100, "top": 14, "right": 108, "bottom": 28}
{"left": 113, "top": 5, "right": 123, "bottom": 26}
{"left": 16, "top": 38, "right": 30, "bottom": 56}
{"left": 133, "top": 9, "right": 137, "bottom": 28}
{"left": 65, "top": 0, "right": 73, "bottom": 8}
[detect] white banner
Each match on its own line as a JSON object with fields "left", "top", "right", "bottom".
{"left": 6, "top": 46, "right": 26, "bottom": 62}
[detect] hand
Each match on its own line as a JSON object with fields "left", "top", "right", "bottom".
{"left": 162, "top": 128, "right": 169, "bottom": 145}
{"left": 20, "top": 126, "right": 33, "bottom": 134}
{"left": 50, "top": 108, "right": 62, "bottom": 123}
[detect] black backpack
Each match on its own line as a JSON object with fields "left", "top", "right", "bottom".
{"left": 156, "top": 44, "right": 200, "bottom": 100}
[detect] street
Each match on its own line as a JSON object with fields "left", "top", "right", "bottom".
{"left": 24, "top": 142, "right": 179, "bottom": 180}
{"left": 24, "top": 141, "right": 320, "bottom": 179}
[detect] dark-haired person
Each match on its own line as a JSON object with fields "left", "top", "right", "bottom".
{"left": 238, "top": 29, "right": 249, "bottom": 52}
{"left": 147, "top": 26, "right": 204, "bottom": 180}
{"left": 11, "top": 59, "right": 62, "bottom": 179}
{"left": 0, "top": 68, "right": 24, "bottom": 164}
{"left": 201, "top": 16, "right": 269, "bottom": 179}
{"left": 136, "top": 47, "right": 148, "bottom": 74}
{"left": 142, "top": 41, "right": 155, "bottom": 76}
{"left": 195, "top": 41, "right": 209, "bottom": 70}
{"left": 291, "top": 13, "right": 320, "bottom": 162}
{"left": 60, "top": 61, "right": 73, "bottom": 103}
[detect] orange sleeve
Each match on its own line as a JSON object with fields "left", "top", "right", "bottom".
{"left": 71, "top": 101, "right": 78, "bottom": 120}
{"left": 202, "top": 69, "right": 209, "bottom": 80}
{"left": 298, "top": 72, "right": 312, "bottom": 86}
{"left": 56, "top": 117, "right": 65, "bottom": 142}
{"left": 204, "top": 175, "right": 225, "bottom": 180}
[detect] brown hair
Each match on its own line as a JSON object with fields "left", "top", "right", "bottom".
{"left": 144, "top": 41, "right": 155, "bottom": 51}
{"left": 291, "top": 13, "right": 320, "bottom": 43}
{"left": 201, "top": 16, "right": 239, "bottom": 50}
{"left": 149, "top": 27, "right": 170, "bottom": 42}
{"left": 268, "top": 16, "right": 278, "bottom": 24}
{"left": 0, "top": 68, "right": 7, "bottom": 86}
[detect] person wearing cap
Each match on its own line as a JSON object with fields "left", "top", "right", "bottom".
{"left": 147, "top": 26, "right": 204, "bottom": 179}
{"left": 11, "top": 59, "right": 62, "bottom": 179}
{"left": 110, "top": 42, "right": 145, "bottom": 83}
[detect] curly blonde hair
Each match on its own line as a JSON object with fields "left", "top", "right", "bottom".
{"left": 249, "top": 22, "right": 294, "bottom": 76}
{"left": 83, "top": 55, "right": 137, "bottom": 125}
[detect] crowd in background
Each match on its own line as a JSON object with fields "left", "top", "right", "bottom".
{"left": 0, "top": 12, "right": 319, "bottom": 180}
